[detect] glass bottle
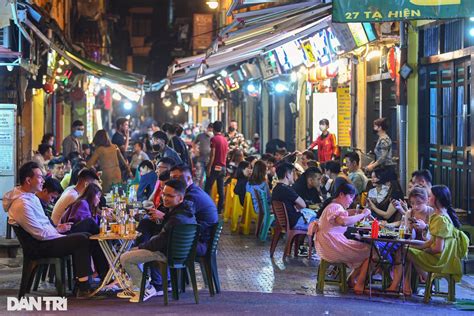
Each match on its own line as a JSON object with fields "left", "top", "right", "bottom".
{"left": 100, "top": 216, "right": 107, "bottom": 236}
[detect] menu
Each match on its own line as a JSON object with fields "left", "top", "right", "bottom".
{"left": 0, "top": 107, "right": 15, "bottom": 174}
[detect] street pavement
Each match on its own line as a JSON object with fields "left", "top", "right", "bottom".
{"left": 0, "top": 223, "right": 472, "bottom": 315}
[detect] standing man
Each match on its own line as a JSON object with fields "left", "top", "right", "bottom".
{"left": 205, "top": 121, "right": 228, "bottom": 214}
{"left": 62, "top": 120, "right": 84, "bottom": 158}
{"left": 226, "top": 120, "right": 248, "bottom": 152}
{"left": 112, "top": 117, "right": 130, "bottom": 156}
{"left": 193, "top": 123, "right": 213, "bottom": 187}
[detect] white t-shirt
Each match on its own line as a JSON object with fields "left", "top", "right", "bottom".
{"left": 51, "top": 186, "right": 79, "bottom": 225}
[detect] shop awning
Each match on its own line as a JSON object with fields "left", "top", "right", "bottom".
{"left": 226, "top": 0, "right": 292, "bottom": 17}
{"left": 17, "top": 5, "right": 145, "bottom": 89}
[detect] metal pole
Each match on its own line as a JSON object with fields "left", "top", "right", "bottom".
{"left": 350, "top": 57, "right": 358, "bottom": 148}
{"left": 399, "top": 22, "right": 408, "bottom": 192}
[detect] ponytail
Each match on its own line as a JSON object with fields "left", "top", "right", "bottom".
{"left": 318, "top": 197, "right": 333, "bottom": 218}
{"left": 447, "top": 206, "right": 461, "bottom": 229}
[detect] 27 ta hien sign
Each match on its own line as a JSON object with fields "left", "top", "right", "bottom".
{"left": 333, "top": 0, "right": 474, "bottom": 22}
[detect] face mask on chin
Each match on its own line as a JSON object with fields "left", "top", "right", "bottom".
{"left": 228, "top": 127, "right": 236, "bottom": 133}
{"left": 152, "top": 144, "right": 162, "bottom": 152}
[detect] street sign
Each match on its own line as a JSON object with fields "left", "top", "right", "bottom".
{"left": 333, "top": 0, "right": 474, "bottom": 22}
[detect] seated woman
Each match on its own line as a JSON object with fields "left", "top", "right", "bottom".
{"left": 366, "top": 167, "right": 404, "bottom": 224}
{"left": 315, "top": 183, "right": 372, "bottom": 294}
{"left": 60, "top": 183, "right": 102, "bottom": 235}
{"left": 233, "top": 161, "right": 252, "bottom": 207}
{"left": 391, "top": 185, "right": 467, "bottom": 295}
{"left": 246, "top": 160, "right": 271, "bottom": 214}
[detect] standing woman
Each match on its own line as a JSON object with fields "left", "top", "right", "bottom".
{"left": 87, "top": 129, "right": 132, "bottom": 192}
{"left": 366, "top": 117, "right": 396, "bottom": 172}
{"left": 308, "top": 119, "right": 337, "bottom": 163}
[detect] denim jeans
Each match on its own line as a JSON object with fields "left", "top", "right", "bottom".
{"left": 120, "top": 249, "right": 167, "bottom": 289}
{"left": 204, "top": 168, "right": 225, "bottom": 213}
{"left": 293, "top": 208, "right": 318, "bottom": 230}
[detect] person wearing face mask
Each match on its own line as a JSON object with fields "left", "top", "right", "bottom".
{"left": 151, "top": 131, "right": 182, "bottom": 165}
{"left": 137, "top": 160, "right": 158, "bottom": 201}
{"left": 226, "top": 120, "right": 249, "bottom": 152}
{"left": 366, "top": 117, "right": 396, "bottom": 173}
{"left": 233, "top": 161, "right": 252, "bottom": 207}
{"left": 308, "top": 119, "right": 337, "bottom": 163}
{"left": 62, "top": 120, "right": 84, "bottom": 158}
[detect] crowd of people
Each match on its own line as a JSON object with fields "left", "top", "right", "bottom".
{"left": 3, "top": 115, "right": 469, "bottom": 302}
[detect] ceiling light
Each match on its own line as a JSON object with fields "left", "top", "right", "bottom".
{"left": 123, "top": 101, "right": 133, "bottom": 110}
{"left": 206, "top": 1, "right": 219, "bottom": 9}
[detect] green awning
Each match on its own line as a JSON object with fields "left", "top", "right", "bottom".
{"left": 65, "top": 51, "right": 145, "bottom": 88}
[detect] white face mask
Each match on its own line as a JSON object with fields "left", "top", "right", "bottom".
{"left": 319, "top": 125, "right": 327, "bottom": 132}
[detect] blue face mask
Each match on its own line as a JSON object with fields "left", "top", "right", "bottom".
{"left": 73, "top": 130, "right": 84, "bottom": 138}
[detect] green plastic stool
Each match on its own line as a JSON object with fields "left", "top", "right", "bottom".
{"left": 256, "top": 190, "right": 274, "bottom": 242}
{"left": 424, "top": 272, "right": 456, "bottom": 303}
{"left": 316, "top": 259, "right": 348, "bottom": 294}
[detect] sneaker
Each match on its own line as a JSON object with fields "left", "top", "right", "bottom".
{"left": 129, "top": 285, "right": 158, "bottom": 303}
{"left": 117, "top": 290, "right": 136, "bottom": 299}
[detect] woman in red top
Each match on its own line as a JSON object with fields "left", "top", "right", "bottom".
{"left": 308, "top": 119, "right": 337, "bottom": 163}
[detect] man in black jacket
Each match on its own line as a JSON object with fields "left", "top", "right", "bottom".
{"left": 119, "top": 179, "right": 197, "bottom": 303}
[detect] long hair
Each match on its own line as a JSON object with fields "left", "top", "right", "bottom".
{"left": 249, "top": 160, "right": 267, "bottom": 185}
{"left": 92, "top": 129, "right": 111, "bottom": 147}
{"left": 318, "top": 183, "right": 357, "bottom": 218}
{"left": 235, "top": 161, "right": 250, "bottom": 180}
{"left": 71, "top": 183, "right": 102, "bottom": 217}
{"left": 431, "top": 185, "right": 461, "bottom": 228}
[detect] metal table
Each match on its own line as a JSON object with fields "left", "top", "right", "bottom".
{"left": 89, "top": 232, "right": 140, "bottom": 296}
{"left": 361, "top": 235, "right": 425, "bottom": 299}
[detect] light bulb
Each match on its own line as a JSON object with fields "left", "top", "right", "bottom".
{"left": 206, "top": 1, "right": 218, "bottom": 9}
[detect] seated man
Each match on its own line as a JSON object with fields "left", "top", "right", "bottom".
{"left": 271, "top": 162, "right": 317, "bottom": 231}
{"left": 48, "top": 157, "right": 65, "bottom": 182}
{"left": 147, "top": 157, "right": 176, "bottom": 209}
{"left": 35, "top": 177, "right": 64, "bottom": 218}
{"left": 170, "top": 164, "right": 218, "bottom": 256}
{"left": 120, "top": 180, "right": 196, "bottom": 302}
{"left": 136, "top": 171, "right": 170, "bottom": 245}
{"left": 344, "top": 152, "right": 368, "bottom": 196}
{"left": 3, "top": 162, "right": 102, "bottom": 298}
{"left": 292, "top": 167, "right": 323, "bottom": 207}
{"left": 51, "top": 168, "right": 99, "bottom": 225}
{"left": 137, "top": 160, "right": 158, "bottom": 201}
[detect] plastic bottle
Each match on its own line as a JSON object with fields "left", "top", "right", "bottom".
{"left": 371, "top": 219, "right": 379, "bottom": 239}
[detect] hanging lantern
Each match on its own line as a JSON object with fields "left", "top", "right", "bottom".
{"left": 387, "top": 47, "right": 397, "bottom": 80}
{"left": 43, "top": 82, "right": 54, "bottom": 94}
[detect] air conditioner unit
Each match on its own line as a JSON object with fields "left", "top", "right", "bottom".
{"left": 0, "top": 26, "right": 10, "bottom": 48}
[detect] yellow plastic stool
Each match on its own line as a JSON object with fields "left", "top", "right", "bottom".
{"left": 230, "top": 195, "right": 244, "bottom": 232}
{"left": 223, "top": 179, "right": 236, "bottom": 223}
{"left": 211, "top": 182, "right": 219, "bottom": 205}
{"left": 240, "top": 192, "right": 258, "bottom": 235}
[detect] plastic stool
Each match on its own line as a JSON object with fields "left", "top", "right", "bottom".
{"left": 316, "top": 259, "right": 348, "bottom": 294}
{"left": 424, "top": 272, "right": 456, "bottom": 303}
{"left": 223, "top": 179, "right": 236, "bottom": 223}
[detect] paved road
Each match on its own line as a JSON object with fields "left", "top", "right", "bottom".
{"left": 0, "top": 223, "right": 472, "bottom": 315}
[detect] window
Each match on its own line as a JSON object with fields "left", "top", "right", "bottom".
{"left": 132, "top": 14, "right": 152, "bottom": 37}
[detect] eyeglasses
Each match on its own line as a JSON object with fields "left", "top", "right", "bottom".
{"left": 162, "top": 193, "right": 179, "bottom": 198}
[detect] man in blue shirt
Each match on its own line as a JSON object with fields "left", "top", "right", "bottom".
{"left": 170, "top": 164, "right": 218, "bottom": 255}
